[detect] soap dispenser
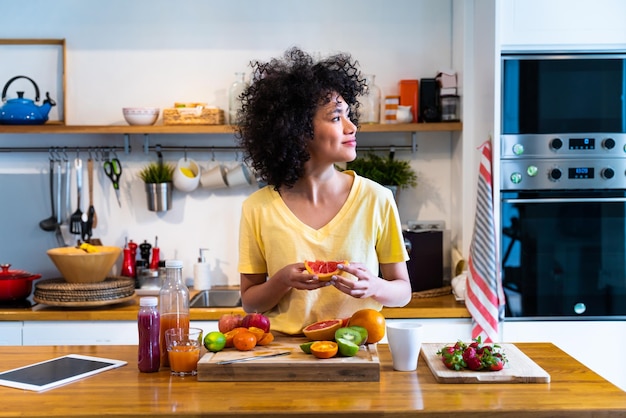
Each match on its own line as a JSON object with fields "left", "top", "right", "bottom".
{"left": 193, "top": 248, "right": 211, "bottom": 291}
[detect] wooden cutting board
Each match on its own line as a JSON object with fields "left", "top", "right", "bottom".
{"left": 197, "top": 337, "right": 380, "bottom": 382}
{"left": 421, "top": 343, "right": 551, "bottom": 383}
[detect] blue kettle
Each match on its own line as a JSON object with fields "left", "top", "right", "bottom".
{"left": 0, "top": 76, "right": 56, "bottom": 125}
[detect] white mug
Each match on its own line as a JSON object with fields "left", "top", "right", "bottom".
{"left": 200, "top": 164, "right": 228, "bottom": 189}
{"left": 172, "top": 157, "right": 201, "bottom": 192}
{"left": 386, "top": 322, "right": 423, "bottom": 371}
{"left": 225, "top": 163, "right": 253, "bottom": 188}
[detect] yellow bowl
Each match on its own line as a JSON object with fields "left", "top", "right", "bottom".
{"left": 46, "top": 246, "right": 122, "bottom": 283}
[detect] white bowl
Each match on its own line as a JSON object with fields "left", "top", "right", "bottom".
{"left": 123, "top": 107, "right": 160, "bottom": 126}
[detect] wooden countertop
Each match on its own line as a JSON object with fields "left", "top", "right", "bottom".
{"left": 0, "top": 292, "right": 470, "bottom": 321}
{"left": 0, "top": 343, "right": 624, "bottom": 417}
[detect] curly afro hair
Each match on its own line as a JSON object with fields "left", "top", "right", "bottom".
{"left": 235, "top": 47, "right": 366, "bottom": 190}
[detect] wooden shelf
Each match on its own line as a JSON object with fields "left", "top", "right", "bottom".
{"left": 0, "top": 122, "right": 462, "bottom": 135}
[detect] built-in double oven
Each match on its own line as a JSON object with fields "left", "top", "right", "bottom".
{"left": 500, "top": 52, "right": 626, "bottom": 319}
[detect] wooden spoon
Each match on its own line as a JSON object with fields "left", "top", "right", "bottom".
{"left": 88, "top": 158, "right": 97, "bottom": 229}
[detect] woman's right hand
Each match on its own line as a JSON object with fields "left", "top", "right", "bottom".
{"left": 277, "top": 262, "right": 330, "bottom": 290}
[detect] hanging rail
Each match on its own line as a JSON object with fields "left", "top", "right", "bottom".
{"left": 0, "top": 144, "right": 415, "bottom": 154}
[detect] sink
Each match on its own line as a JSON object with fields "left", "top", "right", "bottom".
{"left": 189, "top": 288, "right": 241, "bottom": 308}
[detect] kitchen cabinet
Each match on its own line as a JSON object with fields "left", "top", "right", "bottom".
{"left": 20, "top": 320, "right": 219, "bottom": 346}
{"left": 499, "top": 0, "right": 626, "bottom": 51}
{"left": 0, "top": 322, "right": 22, "bottom": 345}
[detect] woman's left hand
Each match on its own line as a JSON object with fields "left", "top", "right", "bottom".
{"left": 330, "top": 262, "right": 381, "bottom": 299}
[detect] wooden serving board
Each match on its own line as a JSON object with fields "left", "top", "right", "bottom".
{"left": 197, "top": 337, "right": 380, "bottom": 382}
{"left": 421, "top": 343, "right": 551, "bottom": 383}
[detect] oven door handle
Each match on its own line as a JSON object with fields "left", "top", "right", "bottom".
{"left": 503, "top": 197, "right": 626, "bottom": 203}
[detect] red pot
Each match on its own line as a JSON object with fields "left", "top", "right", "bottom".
{"left": 0, "top": 264, "right": 41, "bottom": 302}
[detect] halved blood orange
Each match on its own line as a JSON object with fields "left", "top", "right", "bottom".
{"left": 304, "top": 260, "right": 348, "bottom": 281}
{"left": 310, "top": 341, "right": 338, "bottom": 359}
{"left": 302, "top": 319, "right": 343, "bottom": 341}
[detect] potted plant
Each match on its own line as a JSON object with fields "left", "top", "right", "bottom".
{"left": 345, "top": 152, "right": 417, "bottom": 198}
{"left": 138, "top": 161, "right": 175, "bottom": 212}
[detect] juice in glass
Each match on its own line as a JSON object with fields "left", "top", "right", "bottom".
{"left": 168, "top": 345, "right": 201, "bottom": 376}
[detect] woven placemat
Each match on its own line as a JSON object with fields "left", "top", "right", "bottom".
{"left": 412, "top": 285, "right": 452, "bottom": 298}
{"left": 34, "top": 276, "right": 135, "bottom": 304}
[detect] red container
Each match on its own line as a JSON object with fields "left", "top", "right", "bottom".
{"left": 0, "top": 264, "right": 41, "bottom": 301}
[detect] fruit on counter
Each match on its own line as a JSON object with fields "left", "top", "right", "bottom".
{"left": 224, "top": 327, "right": 248, "bottom": 348}
{"left": 336, "top": 338, "right": 360, "bottom": 357}
{"left": 302, "top": 319, "right": 343, "bottom": 341}
{"left": 348, "top": 309, "right": 386, "bottom": 344}
{"left": 335, "top": 326, "right": 367, "bottom": 346}
{"left": 233, "top": 330, "right": 257, "bottom": 351}
{"left": 241, "top": 313, "right": 271, "bottom": 333}
{"left": 303, "top": 260, "right": 348, "bottom": 281}
{"left": 436, "top": 337, "right": 508, "bottom": 371}
{"left": 310, "top": 341, "right": 338, "bottom": 359}
{"left": 204, "top": 331, "right": 227, "bottom": 352}
{"left": 299, "top": 341, "right": 314, "bottom": 354}
{"left": 256, "top": 332, "right": 274, "bottom": 346}
{"left": 218, "top": 313, "right": 243, "bottom": 334}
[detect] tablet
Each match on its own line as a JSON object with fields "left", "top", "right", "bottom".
{"left": 0, "top": 354, "right": 127, "bottom": 392}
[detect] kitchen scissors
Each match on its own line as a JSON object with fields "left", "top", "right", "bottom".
{"left": 104, "top": 152, "right": 122, "bottom": 207}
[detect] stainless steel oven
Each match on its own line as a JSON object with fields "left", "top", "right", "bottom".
{"left": 500, "top": 48, "right": 626, "bottom": 319}
{"left": 500, "top": 132, "right": 626, "bottom": 319}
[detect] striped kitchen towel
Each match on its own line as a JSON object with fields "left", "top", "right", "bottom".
{"left": 465, "top": 140, "right": 506, "bottom": 343}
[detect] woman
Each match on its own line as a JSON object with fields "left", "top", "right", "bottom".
{"left": 236, "top": 47, "right": 411, "bottom": 335}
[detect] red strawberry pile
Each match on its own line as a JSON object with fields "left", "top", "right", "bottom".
{"left": 436, "top": 337, "right": 507, "bottom": 371}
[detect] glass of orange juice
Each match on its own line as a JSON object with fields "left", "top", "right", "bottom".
{"left": 165, "top": 327, "right": 203, "bottom": 376}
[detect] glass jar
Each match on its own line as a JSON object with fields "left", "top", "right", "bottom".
{"left": 158, "top": 260, "right": 190, "bottom": 367}
{"left": 360, "top": 74, "right": 381, "bottom": 124}
{"left": 138, "top": 296, "right": 160, "bottom": 373}
{"left": 228, "top": 72, "right": 248, "bottom": 125}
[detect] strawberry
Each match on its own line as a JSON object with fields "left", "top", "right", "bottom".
{"left": 437, "top": 337, "right": 508, "bottom": 372}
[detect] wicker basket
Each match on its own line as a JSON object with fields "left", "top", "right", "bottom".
{"left": 163, "top": 106, "right": 225, "bottom": 125}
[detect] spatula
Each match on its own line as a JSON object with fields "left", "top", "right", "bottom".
{"left": 87, "top": 157, "right": 97, "bottom": 229}
{"left": 69, "top": 157, "right": 83, "bottom": 235}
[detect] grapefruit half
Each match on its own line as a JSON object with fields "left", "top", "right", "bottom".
{"left": 304, "top": 260, "right": 348, "bottom": 281}
{"left": 302, "top": 319, "right": 343, "bottom": 341}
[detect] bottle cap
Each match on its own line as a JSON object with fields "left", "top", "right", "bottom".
{"left": 165, "top": 259, "right": 183, "bottom": 268}
{"left": 139, "top": 296, "right": 158, "bottom": 307}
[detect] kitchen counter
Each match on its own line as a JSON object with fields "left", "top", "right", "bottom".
{"left": 0, "top": 292, "right": 469, "bottom": 321}
{"left": 0, "top": 343, "right": 624, "bottom": 417}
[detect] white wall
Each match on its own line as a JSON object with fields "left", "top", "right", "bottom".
{"left": 0, "top": 0, "right": 461, "bottom": 284}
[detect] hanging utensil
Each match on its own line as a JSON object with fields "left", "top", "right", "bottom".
{"left": 104, "top": 154, "right": 122, "bottom": 207}
{"left": 39, "top": 155, "right": 57, "bottom": 231}
{"left": 54, "top": 159, "right": 66, "bottom": 247}
{"left": 69, "top": 156, "right": 83, "bottom": 234}
{"left": 87, "top": 157, "right": 97, "bottom": 229}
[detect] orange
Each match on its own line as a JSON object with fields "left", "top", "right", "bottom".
{"left": 224, "top": 327, "right": 248, "bottom": 348}
{"left": 348, "top": 309, "right": 386, "bottom": 344}
{"left": 310, "top": 341, "right": 338, "bottom": 359}
{"left": 304, "top": 260, "right": 348, "bottom": 281}
{"left": 247, "top": 326, "right": 265, "bottom": 342}
{"left": 233, "top": 330, "right": 257, "bottom": 351}
{"left": 256, "top": 332, "right": 274, "bottom": 346}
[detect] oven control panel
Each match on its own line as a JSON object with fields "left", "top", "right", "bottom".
{"left": 501, "top": 134, "right": 626, "bottom": 159}
{"left": 501, "top": 159, "right": 626, "bottom": 190}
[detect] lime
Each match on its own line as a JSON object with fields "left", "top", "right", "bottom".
{"left": 204, "top": 331, "right": 226, "bottom": 352}
{"left": 348, "top": 325, "right": 369, "bottom": 346}
{"left": 299, "top": 341, "right": 314, "bottom": 354}
{"left": 336, "top": 337, "right": 359, "bottom": 357}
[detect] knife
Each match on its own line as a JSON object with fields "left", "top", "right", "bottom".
{"left": 216, "top": 351, "right": 290, "bottom": 365}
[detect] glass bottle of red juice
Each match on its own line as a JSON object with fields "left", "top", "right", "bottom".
{"left": 137, "top": 296, "right": 160, "bottom": 373}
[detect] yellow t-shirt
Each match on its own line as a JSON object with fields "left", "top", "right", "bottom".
{"left": 238, "top": 170, "right": 409, "bottom": 335}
